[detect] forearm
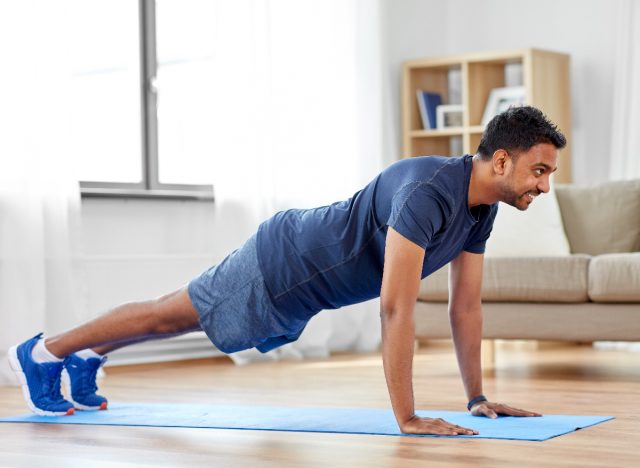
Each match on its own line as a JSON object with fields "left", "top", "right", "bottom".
{"left": 449, "top": 306, "right": 483, "bottom": 400}
{"left": 380, "top": 307, "right": 416, "bottom": 426}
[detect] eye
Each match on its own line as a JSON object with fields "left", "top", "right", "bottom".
{"left": 534, "top": 168, "right": 544, "bottom": 176}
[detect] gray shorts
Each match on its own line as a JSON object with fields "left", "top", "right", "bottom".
{"left": 187, "top": 234, "right": 308, "bottom": 354}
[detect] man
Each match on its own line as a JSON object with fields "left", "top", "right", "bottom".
{"left": 9, "top": 106, "right": 565, "bottom": 436}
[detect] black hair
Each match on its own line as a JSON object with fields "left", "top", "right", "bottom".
{"left": 477, "top": 105, "right": 567, "bottom": 159}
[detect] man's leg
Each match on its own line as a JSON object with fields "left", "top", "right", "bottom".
{"left": 45, "top": 286, "right": 201, "bottom": 357}
{"left": 10, "top": 286, "right": 202, "bottom": 415}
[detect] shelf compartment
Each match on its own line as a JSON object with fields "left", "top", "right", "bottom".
{"left": 404, "top": 63, "right": 462, "bottom": 132}
{"left": 466, "top": 60, "right": 525, "bottom": 127}
{"left": 407, "top": 135, "right": 463, "bottom": 158}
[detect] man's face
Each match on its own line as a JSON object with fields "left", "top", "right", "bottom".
{"left": 496, "top": 143, "right": 559, "bottom": 211}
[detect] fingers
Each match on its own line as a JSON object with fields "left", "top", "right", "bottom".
{"left": 452, "top": 423, "right": 479, "bottom": 436}
{"left": 402, "top": 416, "right": 479, "bottom": 436}
{"left": 433, "top": 418, "right": 479, "bottom": 436}
{"left": 490, "top": 403, "right": 542, "bottom": 417}
{"left": 473, "top": 402, "right": 542, "bottom": 418}
{"left": 498, "top": 404, "right": 542, "bottom": 417}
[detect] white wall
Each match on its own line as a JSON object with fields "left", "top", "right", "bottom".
{"left": 383, "top": 0, "right": 622, "bottom": 184}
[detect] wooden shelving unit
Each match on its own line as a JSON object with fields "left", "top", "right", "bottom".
{"left": 402, "top": 48, "right": 572, "bottom": 183}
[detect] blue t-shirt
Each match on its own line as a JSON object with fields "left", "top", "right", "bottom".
{"left": 256, "top": 155, "right": 497, "bottom": 321}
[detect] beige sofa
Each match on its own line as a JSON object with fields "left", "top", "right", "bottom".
{"left": 415, "top": 180, "right": 640, "bottom": 343}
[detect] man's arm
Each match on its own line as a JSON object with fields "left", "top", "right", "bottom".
{"left": 380, "top": 228, "right": 477, "bottom": 436}
{"left": 449, "top": 250, "right": 542, "bottom": 418}
{"left": 448, "top": 251, "right": 485, "bottom": 403}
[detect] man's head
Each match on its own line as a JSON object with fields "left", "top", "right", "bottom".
{"left": 477, "top": 106, "right": 567, "bottom": 211}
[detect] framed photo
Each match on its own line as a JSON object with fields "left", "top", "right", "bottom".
{"left": 481, "top": 86, "right": 526, "bottom": 125}
{"left": 436, "top": 104, "right": 464, "bottom": 129}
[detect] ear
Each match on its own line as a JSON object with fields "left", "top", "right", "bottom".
{"left": 492, "top": 149, "right": 510, "bottom": 176}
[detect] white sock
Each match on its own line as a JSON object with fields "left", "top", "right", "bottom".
{"left": 75, "top": 348, "right": 103, "bottom": 360}
{"left": 31, "top": 338, "right": 63, "bottom": 363}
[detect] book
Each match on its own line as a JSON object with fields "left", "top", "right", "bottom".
{"left": 416, "top": 90, "right": 442, "bottom": 129}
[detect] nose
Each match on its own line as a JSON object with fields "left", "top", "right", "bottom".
{"left": 537, "top": 175, "right": 551, "bottom": 194}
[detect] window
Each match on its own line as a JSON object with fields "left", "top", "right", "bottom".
{"left": 76, "top": 0, "right": 214, "bottom": 199}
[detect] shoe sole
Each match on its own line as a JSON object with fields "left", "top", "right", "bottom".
{"left": 8, "top": 345, "right": 74, "bottom": 417}
{"left": 61, "top": 369, "right": 108, "bottom": 411}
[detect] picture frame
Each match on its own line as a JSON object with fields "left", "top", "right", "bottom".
{"left": 481, "top": 86, "right": 526, "bottom": 126}
{"left": 436, "top": 104, "right": 464, "bottom": 129}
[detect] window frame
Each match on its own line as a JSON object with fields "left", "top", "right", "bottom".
{"left": 80, "top": 0, "right": 214, "bottom": 201}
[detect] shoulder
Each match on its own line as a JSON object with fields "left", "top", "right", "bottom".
{"left": 385, "top": 155, "right": 458, "bottom": 178}
{"left": 392, "top": 180, "right": 450, "bottom": 206}
{"left": 386, "top": 155, "right": 466, "bottom": 192}
{"left": 389, "top": 181, "right": 454, "bottom": 230}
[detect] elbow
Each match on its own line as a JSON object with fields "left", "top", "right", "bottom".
{"left": 380, "top": 301, "right": 408, "bottom": 321}
{"left": 379, "top": 306, "right": 394, "bottom": 324}
{"left": 380, "top": 296, "right": 396, "bottom": 319}
{"left": 379, "top": 291, "right": 417, "bottom": 324}
{"left": 380, "top": 304, "right": 414, "bottom": 327}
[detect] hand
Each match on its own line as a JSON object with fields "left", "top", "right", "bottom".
{"left": 400, "top": 415, "right": 479, "bottom": 436}
{"left": 470, "top": 401, "right": 542, "bottom": 419}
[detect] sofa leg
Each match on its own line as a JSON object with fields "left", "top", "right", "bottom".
{"left": 482, "top": 339, "right": 496, "bottom": 371}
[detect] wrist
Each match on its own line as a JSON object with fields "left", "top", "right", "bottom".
{"left": 467, "top": 394, "right": 487, "bottom": 411}
{"left": 398, "top": 414, "right": 419, "bottom": 430}
{"left": 398, "top": 413, "right": 417, "bottom": 425}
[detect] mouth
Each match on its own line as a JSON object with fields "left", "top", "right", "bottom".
{"left": 525, "top": 191, "right": 539, "bottom": 202}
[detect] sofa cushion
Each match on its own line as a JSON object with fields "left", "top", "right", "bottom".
{"left": 588, "top": 253, "right": 640, "bottom": 302}
{"left": 484, "top": 182, "right": 571, "bottom": 257}
{"left": 555, "top": 180, "right": 640, "bottom": 255}
{"left": 418, "top": 255, "right": 590, "bottom": 303}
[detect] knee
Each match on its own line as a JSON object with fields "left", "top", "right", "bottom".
{"left": 147, "top": 292, "right": 200, "bottom": 336}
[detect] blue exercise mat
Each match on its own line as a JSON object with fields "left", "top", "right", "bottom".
{"left": 0, "top": 403, "right": 613, "bottom": 441}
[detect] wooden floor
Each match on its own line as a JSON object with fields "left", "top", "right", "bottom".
{"left": 1, "top": 341, "right": 639, "bottom": 467}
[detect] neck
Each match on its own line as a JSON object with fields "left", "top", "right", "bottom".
{"left": 468, "top": 154, "right": 500, "bottom": 207}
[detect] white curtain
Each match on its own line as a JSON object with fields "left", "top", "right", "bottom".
{"left": 184, "top": 0, "right": 386, "bottom": 363}
{"left": 0, "top": 0, "right": 386, "bottom": 374}
{"left": 610, "top": 0, "right": 640, "bottom": 180}
{"left": 261, "top": 0, "right": 385, "bottom": 363}
{"left": 0, "top": 2, "right": 89, "bottom": 384}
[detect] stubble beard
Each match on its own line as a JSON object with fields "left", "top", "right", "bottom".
{"left": 498, "top": 178, "right": 529, "bottom": 211}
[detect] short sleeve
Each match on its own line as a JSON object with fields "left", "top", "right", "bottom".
{"left": 464, "top": 204, "right": 498, "bottom": 254}
{"left": 387, "top": 182, "right": 449, "bottom": 249}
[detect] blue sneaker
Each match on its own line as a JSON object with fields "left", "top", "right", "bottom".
{"left": 8, "top": 333, "right": 75, "bottom": 416}
{"left": 62, "top": 353, "right": 108, "bottom": 411}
